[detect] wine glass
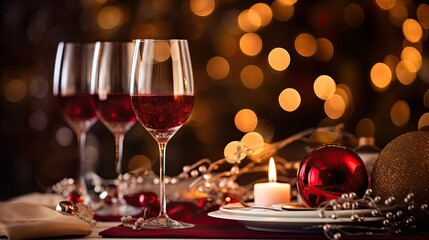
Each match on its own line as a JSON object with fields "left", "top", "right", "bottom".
{"left": 90, "top": 41, "right": 141, "bottom": 216}
{"left": 53, "top": 42, "right": 98, "bottom": 204}
{"left": 130, "top": 39, "right": 194, "bottom": 229}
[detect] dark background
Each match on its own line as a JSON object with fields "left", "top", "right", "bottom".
{"left": 1, "top": 0, "right": 428, "bottom": 200}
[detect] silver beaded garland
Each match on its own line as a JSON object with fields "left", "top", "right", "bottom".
{"left": 317, "top": 189, "right": 429, "bottom": 240}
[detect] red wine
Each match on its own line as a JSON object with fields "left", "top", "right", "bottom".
{"left": 56, "top": 93, "right": 97, "bottom": 129}
{"left": 131, "top": 95, "right": 194, "bottom": 131}
{"left": 92, "top": 93, "right": 136, "bottom": 132}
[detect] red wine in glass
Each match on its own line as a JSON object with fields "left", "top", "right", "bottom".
{"left": 56, "top": 93, "right": 98, "bottom": 129}
{"left": 92, "top": 93, "right": 136, "bottom": 133}
{"left": 131, "top": 95, "right": 194, "bottom": 131}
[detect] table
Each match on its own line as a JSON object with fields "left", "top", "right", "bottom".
{"left": 78, "top": 217, "right": 429, "bottom": 240}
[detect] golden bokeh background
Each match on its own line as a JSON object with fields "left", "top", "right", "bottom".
{"left": 1, "top": 0, "right": 428, "bottom": 199}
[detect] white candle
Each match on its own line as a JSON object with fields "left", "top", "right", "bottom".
{"left": 254, "top": 158, "right": 291, "bottom": 207}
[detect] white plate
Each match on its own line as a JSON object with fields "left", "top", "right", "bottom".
{"left": 219, "top": 202, "right": 375, "bottom": 218}
{"left": 208, "top": 210, "right": 384, "bottom": 232}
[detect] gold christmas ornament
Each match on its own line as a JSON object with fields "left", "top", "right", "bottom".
{"left": 372, "top": 131, "right": 429, "bottom": 221}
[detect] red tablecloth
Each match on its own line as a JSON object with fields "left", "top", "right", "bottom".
{"left": 98, "top": 214, "right": 428, "bottom": 239}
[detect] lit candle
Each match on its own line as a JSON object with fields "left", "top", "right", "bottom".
{"left": 254, "top": 158, "right": 291, "bottom": 207}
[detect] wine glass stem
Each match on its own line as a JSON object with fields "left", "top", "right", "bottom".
{"left": 114, "top": 132, "right": 126, "bottom": 203}
{"left": 158, "top": 142, "right": 168, "bottom": 217}
{"left": 77, "top": 130, "right": 88, "bottom": 198}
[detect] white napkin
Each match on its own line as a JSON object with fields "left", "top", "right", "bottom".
{"left": 0, "top": 201, "right": 91, "bottom": 239}
{"left": 6, "top": 192, "right": 66, "bottom": 209}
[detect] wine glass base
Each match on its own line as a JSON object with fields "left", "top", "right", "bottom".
{"left": 141, "top": 215, "right": 194, "bottom": 229}
{"left": 96, "top": 203, "right": 142, "bottom": 217}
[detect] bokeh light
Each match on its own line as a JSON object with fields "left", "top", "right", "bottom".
{"left": 402, "top": 18, "right": 423, "bottom": 43}
{"left": 315, "top": 38, "right": 334, "bottom": 62}
{"left": 335, "top": 84, "right": 352, "bottom": 109}
{"left": 241, "top": 132, "right": 264, "bottom": 155}
{"left": 417, "top": 4, "right": 429, "bottom": 29}
{"left": 424, "top": 89, "right": 429, "bottom": 108}
{"left": 238, "top": 9, "right": 261, "bottom": 32}
{"left": 234, "top": 109, "right": 258, "bottom": 132}
{"left": 224, "top": 141, "right": 246, "bottom": 163}
{"left": 389, "top": 1, "right": 407, "bottom": 27}
{"left": 313, "top": 75, "right": 336, "bottom": 100}
{"left": 207, "top": 56, "right": 230, "bottom": 80}
{"left": 29, "top": 76, "right": 49, "bottom": 99}
{"left": 396, "top": 60, "right": 417, "bottom": 85}
{"left": 370, "top": 62, "right": 392, "bottom": 89}
{"left": 190, "top": 0, "right": 215, "bottom": 17}
{"left": 324, "top": 94, "right": 346, "bottom": 119}
{"left": 401, "top": 46, "right": 422, "bottom": 72}
{"left": 153, "top": 41, "right": 171, "bottom": 62}
{"left": 418, "top": 113, "right": 429, "bottom": 130}
{"left": 375, "top": 0, "right": 396, "bottom": 10}
{"left": 356, "top": 118, "right": 376, "bottom": 137}
{"left": 294, "top": 33, "right": 317, "bottom": 57}
{"left": 277, "top": 0, "right": 297, "bottom": 6}
{"left": 55, "top": 127, "right": 74, "bottom": 147}
{"left": 271, "top": 0, "right": 294, "bottom": 21}
{"left": 268, "top": 47, "right": 291, "bottom": 71}
{"left": 5, "top": 79, "right": 27, "bottom": 103}
{"left": 391, "top": 100, "right": 410, "bottom": 127}
{"left": 344, "top": 3, "right": 365, "bottom": 28}
{"left": 128, "top": 155, "right": 152, "bottom": 172}
{"left": 29, "top": 111, "right": 48, "bottom": 131}
{"left": 250, "top": 3, "right": 272, "bottom": 27}
{"left": 240, "top": 65, "right": 264, "bottom": 89}
{"left": 278, "top": 88, "right": 301, "bottom": 112}
{"left": 239, "top": 32, "right": 263, "bottom": 56}
{"left": 97, "top": 6, "right": 122, "bottom": 30}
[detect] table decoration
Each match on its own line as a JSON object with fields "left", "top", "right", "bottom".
{"left": 207, "top": 209, "right": 384, "bottom": 233}
{"left": 111, "top": 124, "right": 349, "bottom": 207}
{"left": 219, "top": 202, "right": 375, "bottom": 218}
{"left": 48, "top": 124, "right": 356, "bottom": 217}
{"left": 45, "top": 124, "right": 429, "bottom": 239}
{"left": 55, "top": 201, "right": 98, "bottom": 226}
{"left": 297, "top": 144, "right": 368, "bottom": 208}
{"left": 253, "top": 157, "right": 290, "bottom": 206}
{"left": 208, "top": 190, "right": 429, "bottom": 239}
{"left": 372, "top": 131, "right": 429, "bottom": 224}
{"left": 100, "top": 192, "right": 428, "bottom": 239}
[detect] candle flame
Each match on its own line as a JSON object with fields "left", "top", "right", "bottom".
{"left": 268, "top": 157, "right": 277, "bottom": 182}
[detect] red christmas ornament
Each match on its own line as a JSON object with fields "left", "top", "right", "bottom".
{"left": 138, "top": 192, "right": 160, "bottom": 218}
{"left": 297, "top": 144, "right": 368, "bottom": 207}
{"left": 67, "top": 190, "right": 84, "bottom": 204}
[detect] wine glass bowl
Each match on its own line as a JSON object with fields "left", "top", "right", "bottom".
{"left": 91, "top": 41, "right": 141, "bottom": 216}
{"left": 53, "top": 42, "right": 98, "bottom": 203}
{"left": 131, "top": 39, "right": 194, "bottom": 229}
{"left": 131, "top": 95, "right": 194, "bottom": 142}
